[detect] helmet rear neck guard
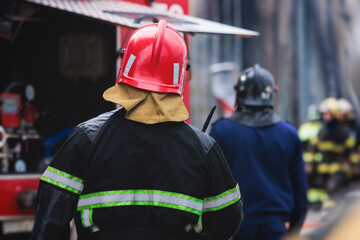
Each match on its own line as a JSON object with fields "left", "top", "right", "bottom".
{"left": 235, "top": 64, "right": 276, "bottom": 108}
{"left": 116, "top": 20, "right": 189, "bottom": 96}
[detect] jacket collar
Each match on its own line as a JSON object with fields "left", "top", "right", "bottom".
{"left": 230, "top": 106, "right": 281, "bottom": 128}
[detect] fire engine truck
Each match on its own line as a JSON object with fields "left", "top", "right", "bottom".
{"left": 0, "top": 0, "right": 258, "bottom": 238}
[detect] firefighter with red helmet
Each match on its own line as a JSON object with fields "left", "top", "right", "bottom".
{"left": 31, "top": 20, "right": 243, "bottom": 240}
{"left": 210, "top": 64, "right": 308, "bottom": 240}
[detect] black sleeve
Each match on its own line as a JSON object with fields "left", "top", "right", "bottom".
{"left": 31, "top": 127, "right": 92, "bottom": 240}
{"left": 200, "top": 142, "right": 243, "bottom": 240}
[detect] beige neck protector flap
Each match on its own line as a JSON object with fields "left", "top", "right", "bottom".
{"left": 103, "top": 83, "right": 189, "bottom": 124}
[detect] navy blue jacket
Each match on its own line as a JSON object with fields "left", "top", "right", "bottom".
{"left": 210, "top": 117, "right": 308, "bottom": 232}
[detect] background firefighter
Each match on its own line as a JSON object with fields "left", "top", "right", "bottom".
{"left": 210, "top": 64, "right": 308, "bottom": 240}
{"left": 298, "top": 104, "right": 323, "bottom": 205}
{"left": 31, "top": 20, "right": 243, "bottom": 240}
{"left": 337, "top": 98, "right": 360, "bottom": 179}
{"left": 307, "top": 97, "right": 359, "bottom": 207}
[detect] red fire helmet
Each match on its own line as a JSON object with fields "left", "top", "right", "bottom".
{"left": 116, "top": 20, "right": 189, "bottom": 96}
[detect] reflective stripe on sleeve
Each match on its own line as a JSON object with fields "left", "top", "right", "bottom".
{"left": 81, "top": 209, "right": 92, "bottom": 228}
{"left": 81, "top": 209, "right": 100, "bottom": 233}
{"left": 77, "top": 189, "right": 204, "bottom": 215}
{"left": 203, "top": 184, "right": 240, "bottom": 212}
{"left": 41, "top": 166, "right": 84, "bottom": 194}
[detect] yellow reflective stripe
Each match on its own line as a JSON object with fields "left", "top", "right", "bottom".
{"left": 350, "top": 153, "right": 359, "bottom": 163}
{"left": 328, "top": 163, "right": 342, "bottom": 174}
{"left": 316, "top": 141, "right": 345, "bottom": 154}
{"left": 345, "top": 137, "right": 356, "bottom": 148}
{"left": 307, "top": 188, "right": 329, "bottom": 203}
{"left": 317, "top": 163, "right": 347, "bottom": 174}
{"left": 310, "top": 137, "right": 319, "bottom": 145}
{"left": 303, "top": 152, "right": 314, "bottom": 162}
{"left": 317, "top": 163, "right": 328, "bottom": 174}
{"left": 315, "top": 137, "right": 356, "bottom": 154}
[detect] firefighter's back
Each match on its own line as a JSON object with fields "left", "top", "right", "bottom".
{"left": 75, "top": 108, "right": 207, "bottom": 239}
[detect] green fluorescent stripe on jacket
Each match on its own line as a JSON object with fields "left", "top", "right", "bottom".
{"left": 40, "top": 176, "right": 81, "bottom": 194}
{"left": 81, "top": 209, "right": 100, "bottom": 232}
{"left": 41, "top": 167, "right": 84, "bottom": 193}
{"left": 203, "top": 184, "right": 240, "bottom": 212}
{"left": 77, "top": 190, "right": 204, "bottom": 215}
{"left": 80, "top": 209, "right": 87, "bottom": 228}
{"left": 77, "top": 200, "right": 203, "bottom": 215}
{"left": 77, "top": 186, "right": 240, "bottom": 215}
{"left": 47, "top": 166, "right": 83, "bottom": 183}
{"left": 79, "top": 189, "right": 203, "bottom": 203}
{"left": 89, "top": 209, "right": 94, "bottom": 225}
{"left": 194, "top": 216, "right": 203, "bottom": 233}
{"left": 204, "top": 184, "right": 239, "bottom": 202}
{"left": 203, "top": 197, "right": 240, "bottom": 212}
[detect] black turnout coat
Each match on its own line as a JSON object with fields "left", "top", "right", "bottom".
{"left": 31, "top": 108, "right": 243, "bottom": 240}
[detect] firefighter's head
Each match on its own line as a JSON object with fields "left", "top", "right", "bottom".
{"left": 103, "top": 20, "right": 190, "bottom": 124}
{"left": 234, "top": 64, "right": 277, "bottom": 109}
{"left": 337, "top": 98, "right": 354, "bottom": 122}
{"left": 307, "top": 104, "right": 321, "bottom": 122}
{"left": 319, "top": 97, "right": 339, "bottom": 122}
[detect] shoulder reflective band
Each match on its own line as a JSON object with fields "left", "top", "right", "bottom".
{"left": 41, "top": 166, "right": 84, "bottom": 194}
{"left": 77, "top": 189, "right": 204, "bottom": 215}
{"left": 81, "top": 209, "right": 100, "bottom": 233}
{"left": 203, "top": 184, "right": 240, "bottom": 212}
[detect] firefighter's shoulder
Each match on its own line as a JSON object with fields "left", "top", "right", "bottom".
{"left": 186, "top": 123, "right": 216, "bottom": 153}
{"left": 77, "top": 108, "right": 122, "bottom": 142}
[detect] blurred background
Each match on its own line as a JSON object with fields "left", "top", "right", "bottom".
{"left": 189, "top": 0, "right": 360, "bottom": 129}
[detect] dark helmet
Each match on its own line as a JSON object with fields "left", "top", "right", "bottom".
{"left": 235, "top": 64, "right": 276, "bottom": 107}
